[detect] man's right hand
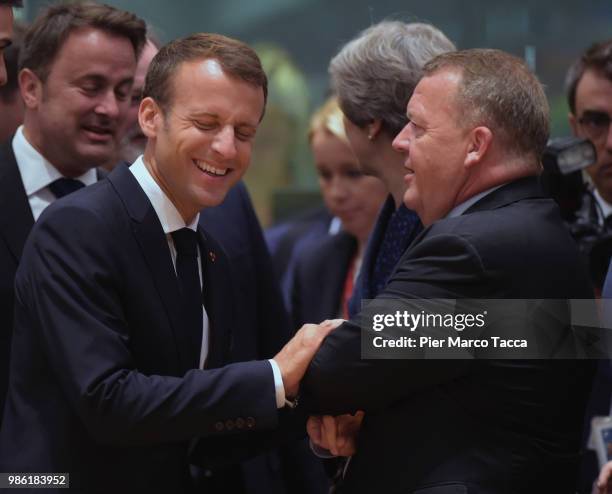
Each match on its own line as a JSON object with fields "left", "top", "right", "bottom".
{"left": 273, "top": 319, "right": 342, "bottom": 398}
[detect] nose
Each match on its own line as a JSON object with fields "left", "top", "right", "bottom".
{"left": 605, "top": 122, "right": 612, "bottom": 153}
{"left": 328, "top": 175, "right": 349, "bottom": 202}
{"left": 392, "top": 124, "right": 411, "bottom": 154}
{"left": 94, "top": 90, "right": 121, "bottom": 120}
{"left": 211, "top": 125, "right": 237, "bottom": 160}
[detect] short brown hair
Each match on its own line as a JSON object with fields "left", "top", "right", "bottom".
{"left": 19, "top": 2, "right": 146, "bottom": 81}
{"left": 424, "top": 49, "right": 550, "bottom": 160}
{"left": 143, "top": 33, "right": 267, "bottom": 118}
{"left": 566, "top": 39, "right": 612, "bottom": 114}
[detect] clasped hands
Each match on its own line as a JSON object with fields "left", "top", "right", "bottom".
{"left": 272, "top": 318, "right": 364, "bottom": 457}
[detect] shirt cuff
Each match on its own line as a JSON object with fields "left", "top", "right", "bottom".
{"left": 310, "top": 439, "right": 336, "bottom": 458}
{"left": 268, "top": 359, "right": 285, "bottom": 408}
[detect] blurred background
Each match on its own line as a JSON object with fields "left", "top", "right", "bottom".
{"left": 15, "top": 0, "right": 612, "bottom": 225}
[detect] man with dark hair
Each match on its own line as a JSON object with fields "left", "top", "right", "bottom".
{"left": 0, "top": 0, "right": 20, "bottom": 87}
{"left": 303, "top": 49, "right": 595, "bottom": 494}
{"left": 567, "top": 39, "right": 612, "bottom": 221}
{"left": 0, "top": 31, "right": 334, "bottom": 492}
{"left": 0, "top": 1, "right": 146, "bottom": 427}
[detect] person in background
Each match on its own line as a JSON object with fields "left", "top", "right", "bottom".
{"left": 292, "top": 96, "right": 386, "bottom": 327}
{"left": 0, "top": 21, "right": 24, "bottom": 142}
{"left": 328, "top": 21, "right": 456, "bottom": 317}
{"left": 0, "top": 1, "right": 146, "bottom": 428}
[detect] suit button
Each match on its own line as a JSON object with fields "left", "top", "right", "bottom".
{"left": 214, "top": 421, "right": 224, "bottom": 432}
{"left": 225, "top": 419, "right": 235, "bottom": 430}
{"left": 246, "top": 416, "right": 256, "bottom": 429}
{"left": 236, "top": 417, "right": 245, "bottom": 429}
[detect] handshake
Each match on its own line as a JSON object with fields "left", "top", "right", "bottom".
{"left": 272, "top": 318, "right": 364, "bottom": 457}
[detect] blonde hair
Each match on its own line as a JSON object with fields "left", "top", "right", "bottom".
{"left": 308, "top": 96, "right": 348, "bottom": 145}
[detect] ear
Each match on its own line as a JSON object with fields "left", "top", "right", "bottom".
{"left": 367, "top": 119, "right": 383, "bottom": 140}
{"left": 19, "top": 68, "right": 42, "bottom": 110}
{"left": 465, "top": 126, "right": 493, "bottom": 168}
{"left": 139, "top": 97, "right": 162, "bottom": 139}
{"left": 568, "top": 112, "right": 578, "bottom": 136}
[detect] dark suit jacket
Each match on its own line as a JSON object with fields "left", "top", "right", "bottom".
{"left": 303, "top": 177, "right": 596, "bottom": 494}
{"left": 0, "top": 141, "right": 107, "bottom": 425}
{"left": 291, "top": 231, "right": 356, "bottom": 328}
{"left": 0, "top": 164, "right": 279, "bottom": 493}
{"left": 200, "top": 182, "right": 293, "bottom": 494}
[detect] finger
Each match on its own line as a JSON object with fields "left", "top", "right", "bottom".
{"left": 306, "top": 416, "right": 322, "bottom": 446}
{"left": 597, "top": 462, "right": 612, "bottom": 492}
{"left": 322, "top": 415, "right": 338, "bottom": 455}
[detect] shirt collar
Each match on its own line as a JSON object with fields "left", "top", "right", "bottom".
{"left": 593, "top": 188, "right": 612, "bottom": 221}
{"left": 445, "top": 184, "right": 505, "bottom": 219}
{"left": 12, "top": 125, "right": 97, "bottom": 196}
{"left": 129, "top": 155, "right": 199, "bottom": 234}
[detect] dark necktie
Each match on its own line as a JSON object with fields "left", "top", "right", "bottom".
{"left": 48, "top": 178, "right": 85, "bottom": 199}
{"left": 171, "top": 228, "right": 203, "bottom": 366}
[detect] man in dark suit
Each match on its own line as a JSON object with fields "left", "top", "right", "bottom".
{"left": 0, "top": 2, "right": 146, "bottom": 425}
{"left": 303, "top": 49, "right": 596, "bottom": 493}
{"left": 0, "top": 31, "right": 334, "bottom": 492}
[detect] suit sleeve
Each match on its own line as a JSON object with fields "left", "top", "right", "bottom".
{"left": 301, "top": 233, "right": 484, "bottom": 415}
{"left": 15, "top": 204, "right": 279, "bottom": 445}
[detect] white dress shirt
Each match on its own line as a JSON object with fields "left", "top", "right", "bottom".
{"left": 129, "top": 156, "right": 285, "bottom": 406}
{"left": 12, "top": 126, "right": 97, "bottom": 221}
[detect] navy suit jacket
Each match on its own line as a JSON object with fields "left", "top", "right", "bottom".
{"left": 304, "top": 177, "right": 596, "bottom": 494}
{"left": 0, "top": 164, "right": 279, "bottom": 493}
{"left": 291, "top": 231, "right": 356, "bottom": 328}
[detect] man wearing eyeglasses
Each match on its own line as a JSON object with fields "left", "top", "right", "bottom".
{"left": 567, "top": 40, "right": 612, "bottom": 225}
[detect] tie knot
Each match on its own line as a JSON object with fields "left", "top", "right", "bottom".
{"left": 49, "top": 178, "right": 85, "bottom": 199}
{"left": 171, "top": 228, "right": 199, "bottom": 257}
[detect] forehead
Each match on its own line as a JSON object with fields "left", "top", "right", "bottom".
{"left": 409, "top": 69, "right": 462, "bottom": 118}
{"left": 575, "top": 69, "right": 612, "bottom": 111}
{"left": 49, "top": 27, "right": 136, "bottom": 77}
{"left": 168, "top": 58, "right": 264, "bottom": 124}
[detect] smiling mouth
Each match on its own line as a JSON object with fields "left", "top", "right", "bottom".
{"left": 193, "top": 160, "right": 230, "bottom": 177}
{"left": 82, "top": 125, "right": 114, "bottom": 138}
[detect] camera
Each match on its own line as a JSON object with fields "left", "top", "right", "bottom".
{"left": 541, "top": 137, "right": 611, "bottom": 290}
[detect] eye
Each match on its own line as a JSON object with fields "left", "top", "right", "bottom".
{"left": 346, "top": 169, "right": 363, "bottom": 179}
{"left": 195, "top": 121, "right": 217, "bottom": 131}
{"left": 317, "top": 168, "right": 332, "bottom": 181}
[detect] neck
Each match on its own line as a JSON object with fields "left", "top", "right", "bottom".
{"left": 377, "top": 143, "right": 407, "bottom": 209}
{"left": 142, "top": 151, "right": 197, "bottom": 225}
{"left": 22, "top": 119, "right": 84, "bottom": 178}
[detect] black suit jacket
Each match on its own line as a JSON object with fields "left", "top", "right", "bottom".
{"left": 303, "top": 177, "right": 596, "bottom": 494}
{"left": 0, "top": 141, "right": 108, "bottom": 424}
{"left": 0, "top": 164, "right": 279, "bottom": 493}
{"left": 0, "top": 141, "right": 33, "bottom": 424}
{"left": 291, "top": 231, "right": 356, "bottom": 328}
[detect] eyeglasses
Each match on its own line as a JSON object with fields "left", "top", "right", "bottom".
{"left": 578, "top": 110, "right": 612, "bottom": 143}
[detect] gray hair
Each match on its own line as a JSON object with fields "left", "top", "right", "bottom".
{"left": 329, "top": 21, "right": 455, "bottom": 137}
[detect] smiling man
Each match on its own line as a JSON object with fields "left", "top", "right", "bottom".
{"left": 0, "top": 1, "right": 145, "bottom": 429}
{"left": 303, "top": 49, "right": 595, "bottom": 494}
{"left": 0, "top": 32, "right": 335, "bottom": 492}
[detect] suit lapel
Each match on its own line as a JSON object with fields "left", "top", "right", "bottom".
{"left": 0, "top": 140, "right": 34, "bottom": 262}
{"left": 107, "top": 164, "right": 197, "bottom": 374}
{"left": 198, "top": 228, "right": 232, "bottom": 369}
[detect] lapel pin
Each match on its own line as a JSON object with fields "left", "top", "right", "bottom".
{"left": 208, "top": 251, "right": 216, "bottom": 262}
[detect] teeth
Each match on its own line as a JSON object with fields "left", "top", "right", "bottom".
{"left": 195, "top": 160, "right": 228, "bottom": 176}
